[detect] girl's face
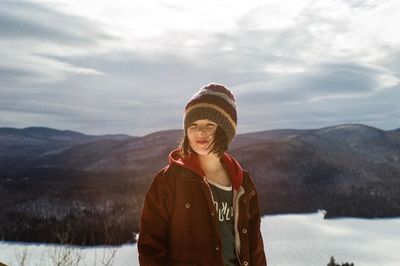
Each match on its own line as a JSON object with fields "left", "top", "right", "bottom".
{"left": 187, "top": 119, "right": 217, "bottom": 156}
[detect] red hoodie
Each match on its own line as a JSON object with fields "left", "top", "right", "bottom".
{"left": 168, "top": 148, "right": 244, "bottom": 191}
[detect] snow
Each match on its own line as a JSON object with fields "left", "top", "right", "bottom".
{"left": 1, "top": 211, "right": 400, "bottom": 266}
{"left": 263, "top": 211, "right": 400, "bottom": 266}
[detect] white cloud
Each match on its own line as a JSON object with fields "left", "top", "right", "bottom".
{"left": 1, "top": 0, "right": 399, "bottom": 134}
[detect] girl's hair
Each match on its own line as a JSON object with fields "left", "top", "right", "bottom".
{"left": 179, "top": 126, "right": 229, "bottom": 158}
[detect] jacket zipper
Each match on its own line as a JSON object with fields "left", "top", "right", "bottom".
{"left": 204, "top": 176, "right": 244, "bottom": 266}
{"left": 233, "top": 187, "right": 245, "bottom": 266}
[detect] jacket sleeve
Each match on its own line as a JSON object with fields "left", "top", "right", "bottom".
{"left": 138, "top": 167, "right": 175, "bottom": 265}
{"left": 248, "top": 175, "right": 268, "bottom": 266}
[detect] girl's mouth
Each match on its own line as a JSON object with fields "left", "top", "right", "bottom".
{"left": 196, "top": 140, "right": 208, "bottom": 145}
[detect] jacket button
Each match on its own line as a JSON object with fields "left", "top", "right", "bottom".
{"left": 242, "top": 228, "right": 247, "bottom": 234}
{"left": 243, "top": 261, "right": 249, "bottom": 266}
{"left": 211, "top": 212, "right": 215, "bottom": 216}
{"left": 215, "top": 246, "right": 220, "bottom": 251}
{"left": 185, "top": 203, "right": 191, "bottom": 208}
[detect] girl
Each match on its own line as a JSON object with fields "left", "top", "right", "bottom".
{"left": 138, "top": 83, "right": 267, "bottom": 266}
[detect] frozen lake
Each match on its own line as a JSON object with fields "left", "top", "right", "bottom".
{"left": 1, "top": 211, "right": 399, "bottom": 266}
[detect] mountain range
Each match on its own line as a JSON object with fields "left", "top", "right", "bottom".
{"left": 0, "top": 124, "right": 399, "bottom": 245}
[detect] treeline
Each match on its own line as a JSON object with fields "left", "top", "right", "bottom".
{"left": 256, "top": 181, "right": 400, "bottom": 218}
{"left": 327, "top": 256, "right": 354, "bottom": 266}
{"left": 0, "top": 207, "right": 139, "bottom": 245}
{"left": 0, "top": 168, "right": 148, "bottom": 245}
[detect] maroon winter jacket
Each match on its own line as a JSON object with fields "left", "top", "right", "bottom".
{"left": 138, "top": 148, "right": 267, "bottom": 266}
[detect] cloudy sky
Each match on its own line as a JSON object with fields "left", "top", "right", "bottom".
{"left": 1, "top": 0, "right": 399, "bottom": 136}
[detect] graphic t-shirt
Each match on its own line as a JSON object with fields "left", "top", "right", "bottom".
{"left": 207, "top": 178, "right": 239, "bottom": 266}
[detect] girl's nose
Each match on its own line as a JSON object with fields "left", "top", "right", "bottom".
{"left": 196, "top": 126, "right": 207, "bottom": 134}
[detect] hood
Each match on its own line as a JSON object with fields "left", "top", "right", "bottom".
{"left": 169, "top": 148, "right": 243, "bottom": 191}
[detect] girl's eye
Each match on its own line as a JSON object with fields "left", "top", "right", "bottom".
{"left": 188, "top": 123, "right": 216, "bottom": 131}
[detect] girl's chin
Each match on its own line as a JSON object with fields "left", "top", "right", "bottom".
{"left": 190, "top": 145, "right": 212, "bottom": 155}
{"left": 192, "top": 148, "right": 210, "bottom": 155}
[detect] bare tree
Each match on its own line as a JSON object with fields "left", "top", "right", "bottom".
{"left": 48, "top": 223, "right": 84, "bottom": 266}
{"left": 14, "top": 246, "right": 29, "bottom": 266}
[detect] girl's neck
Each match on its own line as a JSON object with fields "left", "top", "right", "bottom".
{"left": 198, "top": 153, "right": 223, "bottom": 173}
{"left": 198, "top": 152, "right": 230, "bottom": 186}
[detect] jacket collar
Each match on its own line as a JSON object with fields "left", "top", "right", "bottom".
{"left": 168, "top": 148, "right": 243, "bottom": 191}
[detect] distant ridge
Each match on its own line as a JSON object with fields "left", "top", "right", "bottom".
{"left": 1, "top": 123, "right": 394, "bottom": 140}
{"left": 0, "top": 126, "right": 132, "bottom": 139}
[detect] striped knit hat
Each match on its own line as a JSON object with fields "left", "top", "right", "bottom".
{"left": 184, "top": 83, "right": 237, "bottom": 143}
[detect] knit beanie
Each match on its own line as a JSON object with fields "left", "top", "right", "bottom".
{"left": 184, "top": 83, "right": 237, "bottom": 143}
